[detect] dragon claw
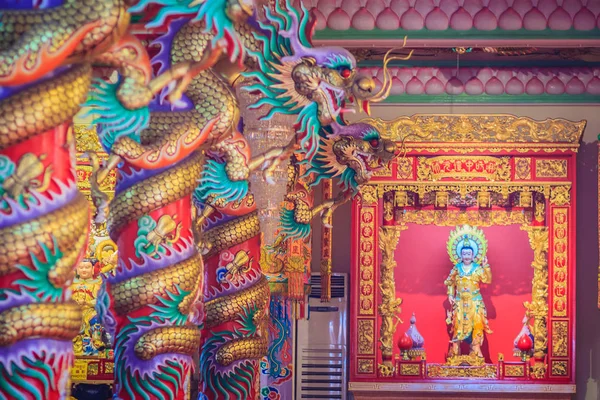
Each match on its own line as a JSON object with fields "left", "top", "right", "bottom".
{"left": 321, "top": 208, "right": 334, "bottom": 228}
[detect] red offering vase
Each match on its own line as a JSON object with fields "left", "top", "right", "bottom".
{"left": 517, "top": 334, "right": 533, "bottom": 352}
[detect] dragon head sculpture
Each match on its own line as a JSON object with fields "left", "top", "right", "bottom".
{"left": 305, "top": 122, "right": 397, "bottom": 193}
{"left": 243, "top": 1, "right": 396, "bottom": 162}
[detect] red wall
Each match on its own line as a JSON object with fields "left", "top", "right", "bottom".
{"left": 391, "top": 224, "right": 534, "bottom": 364}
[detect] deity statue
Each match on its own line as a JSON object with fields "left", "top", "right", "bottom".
{"left": 70, "top": 259, "right": 108, "bottom": 356}
{"left": 445, "top": 226, "right": 493, "bottom": 360}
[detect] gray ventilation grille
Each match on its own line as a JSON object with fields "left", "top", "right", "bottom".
{"left": 308, "top": 275, "right": 346, "bottom": 299}
{"left": 298, "top": 345, "right": 345, "bottom": 399}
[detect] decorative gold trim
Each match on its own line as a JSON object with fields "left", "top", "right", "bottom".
{"left": 320, "top": 179, "right": 333, "bottom": 301}
{"left": 396, "top": 158, "right": 413, "bottom": 179}
{"left": 360, "top": 181, "right": 570, "bottom": 203}
{"left": 515, "top": 158, "right": 532, "bottom": 180}
{"left": 348, "top": 382, "right": 576, "bottom": 393}
{"left": 427, "top": 364, "right": 497, "bottom": 379}
{"left": 357, "top": 319, "right": 375, "bottom": 355}
{"left": 521, "top": 226, "right": 549, "bottom": 379}
{"left": 377, "top": 225, "right": 405, "bottom": 368}
{"left": 360, "top": 185, "right": 379, "bottom": 205}
{"left": 362, "top": 114, "right": 585, "bottom": 145}
{"left": 551, "top": 361, "right": 568, "bottom": 377}
{"left": 357, "top": 359, "right": 374, "bottom": 374}
{"left": 536, "top": 159, "right": 568, "bottom": 178}
{"left": 550, "top": 186, "right": 571, "bottom": 206}
{"left": 519, "top": 191, "right": 533, "bottom": 208}
{"left": 552, "top": 321, "right": 568, "bottom": 357}
{"left": 445, "top": 354, "right": 486, "bottom": 367}
{"left": 505, "top": 364, "right": 525, "bottom": 377}
{"left": 435, "top": 191, "right": 448, "bottom": 208}
{"left": 398, "top": 209, "right": 532, "bottom": 227}
{"left": 405, "top": 144, "right": 580, "bottom": 154}
{"left": 535, "top": 193, "right": 546, "bottom": 223}
{"left": 399, "top": 363, "right": 420, "bottom": 376}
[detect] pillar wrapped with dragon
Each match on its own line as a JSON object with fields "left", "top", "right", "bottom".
{"left": 0, "top": 0, "right": 222, "bottom": 398}
{"left": 115, "top": 2, "right": 401, "bottom": 399}
{"left": 0, "top": 0, "right": 152, "bottom": 398}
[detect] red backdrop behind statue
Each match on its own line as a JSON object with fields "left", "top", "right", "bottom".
{"left": 391, "top": 224, "right": 533, "bottom": 364}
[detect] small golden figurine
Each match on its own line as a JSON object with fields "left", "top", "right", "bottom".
{"left": 70, "top": 259, "right": 106, "bottom": 356}
{"left": 445, "top": 225, "right": 493, "bottom": 361}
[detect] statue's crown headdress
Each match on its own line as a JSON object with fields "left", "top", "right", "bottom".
{"left": 461, "top": 235, "right": 472, "bottom": 248}
{"left": 447, "top": 225, "right": 488, "bottom": 264}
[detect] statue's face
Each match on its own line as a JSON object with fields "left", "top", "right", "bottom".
{"left": 77, "top": 261, "right": 94, "bottom": 280}
{"left": 460, "top": 249, "right": 474, "bottom": 265}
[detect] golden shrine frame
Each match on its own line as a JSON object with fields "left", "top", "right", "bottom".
{"left": 350, "top": 114, "right": 582, "bottom": 397}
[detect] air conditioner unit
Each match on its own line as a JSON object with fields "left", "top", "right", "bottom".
{"left": 295, "top": 273, "right": 348, "bottom": 400}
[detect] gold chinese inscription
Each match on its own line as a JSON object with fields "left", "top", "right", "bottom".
{"left": 359, "top": 207, "right": 375, "bottom": 315}
{"left": 536, "top": 159, "right": 568, "bottom": 178}
{"left": 417, "top": 156, "right": 511, "bottom": 182}
{"left": 358, "top": 359, "right": 374, "bottom": 374}
{"left": 551, "top": 361, "right": 568, "bottom": 377}
{"left": 552, "top": 321, "right": 568, "bottom": 357}
{"left": 363, "top": 114, "right": 585, "bottom": 145}
{"left": 400, "top": 363, "right": 421, "bottom": 376}
{"left": 357, "top": 319, "right": 375, "bottom": 355}
{"left": 552, "top": 209, "right": 568, "bottom": 317}
{"left": 515, "top": 158, "right": 532, "bottom": 180}
{"left": 504, "top": 364, "right": 525, "bottom": 377}
{"left": 427, "top": 364, "right": 497, "bottom": 379}
{"left": 397, "top": 158, "right": 413, "bottom": 180}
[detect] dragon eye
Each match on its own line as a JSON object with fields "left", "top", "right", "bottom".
{"left": 340, "top": 68, "right": 352, "bottom": 78}
{"left": 369, "top": 139, "right": 380, "bottom": 147}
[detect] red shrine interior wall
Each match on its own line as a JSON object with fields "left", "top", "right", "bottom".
{"left": 390, "top": 223, "right": 534, "bottom": 364}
